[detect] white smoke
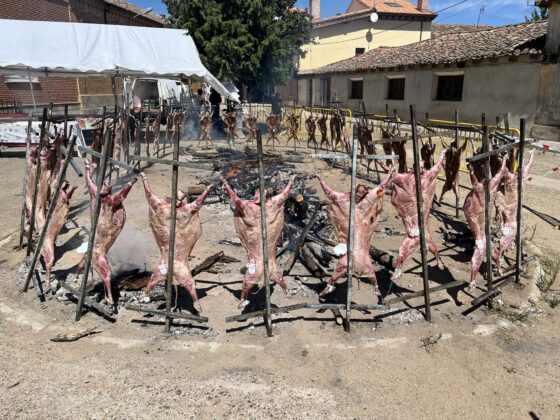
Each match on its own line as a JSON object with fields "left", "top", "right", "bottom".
{"left": 108, "top": 227, "right": 158, "bottom": 275}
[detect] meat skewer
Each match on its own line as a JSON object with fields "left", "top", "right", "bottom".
{"left": 391, "top": 150, "right": 447, "bottom": 280}
{"left": 316, "top": 171, "right": 394, "bottom": 296}
{"left": 493, "top": 150, "right": 535, "bottom": 274}
{"left": 75, "top": 161, "right": 137, "bottom": 305}
{"left": 222, "top": 176, "right": 294, "bottom": 308}
{"left": 41, "top": 182, "right": 77, "bottom": 289}
{"left": 141, "top": 174, "right": 213, "bottom": 313}
{"left": 463, "top": 157, "right": 509, "bottom": 289}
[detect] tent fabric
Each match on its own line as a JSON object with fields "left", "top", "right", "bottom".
{"left": 0, "top": 19, "right": 238, "bottom": 101}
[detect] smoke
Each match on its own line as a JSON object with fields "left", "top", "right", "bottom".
{"left": 108, "top": 227, "right": 158, "bottom": 275}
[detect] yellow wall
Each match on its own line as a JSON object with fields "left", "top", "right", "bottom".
{"left": 299, "top": 18, "right": 431, "bottom": 71}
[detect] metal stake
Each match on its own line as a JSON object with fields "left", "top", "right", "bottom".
{"left": 165, "top": 122, "right": 181, "bottom": 333}
{"left": 19, "top": 117, "right": 32, "bottom": 249}
{"left": 410, "top": 105, "right": 431, "bottom": 322}
{"left": 515, "top": 119, "right": 526, "bottom": 284}
{"left": 256, "top": 130, "right": 273, "bottom": 337}
{"left": 75, "top": 106, "right": 116, "bottom": 321}
{"left": 481, "top": 114, "right": 494, "bottom": 291}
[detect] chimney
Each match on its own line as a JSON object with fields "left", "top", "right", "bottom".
{"left": 417, "top": 0, "right": 428, "bottom": 10}
{"left": 310, "top": 0, "right": 320, "bottom": 21}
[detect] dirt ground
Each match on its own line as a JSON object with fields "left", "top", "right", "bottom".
{"left": 0, "top": 132, "right": 559, "bottom": 419}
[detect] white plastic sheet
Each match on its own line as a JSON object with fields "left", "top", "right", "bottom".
{"left": 0, "top": 19, "right": 238, "bottom": 101}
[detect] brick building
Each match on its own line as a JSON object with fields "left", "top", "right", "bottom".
{"left": 0, "top": 0, "right": 165, "bottom": 114}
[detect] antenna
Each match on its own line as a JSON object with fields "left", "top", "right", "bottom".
{"left": 476, "top": 5, "right": 485, "bottom": 28}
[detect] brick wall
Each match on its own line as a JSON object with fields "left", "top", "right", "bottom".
{"left": 0, "top": 0, "right": 69, "bottom": 22}
{"left": 0, "top": 0, "right": 79, "bottom": 106}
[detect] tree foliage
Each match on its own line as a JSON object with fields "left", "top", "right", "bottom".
{"left": 525, "top": 7, "right": 549, "bottom": 22}
{"left": 164, "top": 0, "right": 312, "bottom": 93}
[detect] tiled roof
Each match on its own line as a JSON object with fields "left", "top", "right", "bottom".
{"left": 314, "top": 0, "right": 435, "bottom": 27}
{"left": 431, "top": 24, "right": 493, "bottom": 37}
{"left": 300, "top": 21, "right": 547, "bottom": 76}
{"left": 356, "top": 0, "right": 435, "bottom": 16}
{"left": 105, "top": 0, "right": 166, "bottom": 25}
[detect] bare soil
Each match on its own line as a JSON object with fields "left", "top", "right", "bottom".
{"left": 0, "top": 134, "right": 559, "bottom": 419}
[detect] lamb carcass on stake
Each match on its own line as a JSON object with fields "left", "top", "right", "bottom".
{"left": 420, "top": 135, "right": 436, "bottom": 170}
{"left": 41, "top": 182, "right": 77, "bottom": 289}
{"left": 152, "top": 115, "right": 161, "bottom": 156}
{"left": 75, "top": 161, "right": 137, "bottom": 305}
{"left": 286, "top": 113, "right": 301, "bottom": 144}
{"left": 439, "top": 137, "right": 470, "bottom": 203}
{"left": 305, "top": 114, "right": 318, "bottom": 149}
{"left": 222, "top": 176, "right": 295, "bottom": 308}
{"left": 223, "top": 112, "right": 238, "bottom": 145}
{"left": 493, "top": 150, "right": 535, "bottom": 274}
{"left": 244, "top": 115, "right": 258, "bottom": 144}
{"left": 141, "top": 174, "right": 213, "bottom": 313}
{"left": 35, "top": 146, "right": 53, "bottom": 232}
{"left": 25, "top": 147, "right": 39, "bottom": 223}
{"left": 463, "top": 157, "right": 509, "bottom": 289}
{"left": 198, "top": 111, "right": 214, "bottom": 146}
{"left": 318, "top": 113, "right": 329, "bottom": 149}
{"left": 266, "top": 114, "right": 280, "bottom": 145}
{"left": 391, "top": 150, "right": 447, "bottom": 280}
{"left": 317, "top": 172, "right": 394, "bottom": 296}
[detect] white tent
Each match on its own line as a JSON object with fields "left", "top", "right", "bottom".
{"left": 0, "top": 19, "right": 238, "bottom": 102}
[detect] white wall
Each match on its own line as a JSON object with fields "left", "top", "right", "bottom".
{"left": 305, "top": 58, "right": 543, "bottom": 129}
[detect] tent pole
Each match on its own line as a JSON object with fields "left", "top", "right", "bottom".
{"left": 27, "top": 68, "right": 38, "bottom": 121}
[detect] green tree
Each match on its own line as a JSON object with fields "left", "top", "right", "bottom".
{"left": 164, "top": 0, "right": 312, "bottom": 98}
{"left": 525, "top": 6, "right": 549, "bottom": 22}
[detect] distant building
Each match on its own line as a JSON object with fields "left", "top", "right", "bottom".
{"left": 297, "top": 14, "right": 560, "bottom": 140}
{"left": 0, "top": 0, "right": 165, "bottom": 115}
{"left": 278, "top": 0, "right": 437, "bottom": 104}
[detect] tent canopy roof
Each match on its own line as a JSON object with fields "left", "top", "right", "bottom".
{"left": 0, "top": 19, "right": 238, "bottom": 101}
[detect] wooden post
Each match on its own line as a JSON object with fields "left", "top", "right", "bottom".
{"left": 26, "top": 108, "right": 48, "bottom": 257}
{"left": 63, "top": 104, "right": 68, "bottom": 139}
{"left": 344, "top": 125, "right": 359, "bottom": 332}
{"left": 19, "top": 117, "right": 33, "bottom": 249}
{"left": 75, "top": 106, "right": 116, "bottom": 321}
{"left": 481, "top": 114, "right": 494, "bottom": 291}
{"left": 164, "top": 115, "right": 181, "bottom": 333}
{"left": 410, "top": 105, "right": 431, "bottom": 322}
{"left": 256, "top": 130, "right": 273, "bottom": 337}
{"left": 515, "top": 119, "right": 526, "bottom": 284}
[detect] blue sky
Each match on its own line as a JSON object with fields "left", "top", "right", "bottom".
{"left": 138, "top": 0, "right": 542, "bottom": 27}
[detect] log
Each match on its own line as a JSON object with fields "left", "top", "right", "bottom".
{"left": 191, "top": 251, "right": 240, "bottom": 277}
{"left": 300, "top": 245, "right": 328, "bottom": 278}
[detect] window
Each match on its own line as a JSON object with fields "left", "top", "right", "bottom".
{"left": 385, "top": 2, "right": 403, "bottom": 7}
{"left": 349, "top": 79, "right": 363, "bottom": 100}
{"left": 387, "top": 77, "right": 405, "bottom": 100}
{"left": 436, "top": 75, "right": 464, "bottom": 101}
{"left": 355, "top": 48, "right": 365, "bottom": 56}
